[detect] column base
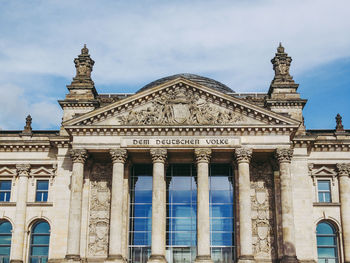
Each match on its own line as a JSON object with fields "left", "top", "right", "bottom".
{"left": 194, "top": 255, "right": 213, "bottom": 263}
{"left": 105, "top": 254, "right": 126, "bottom": 263}
{"left": 280, "top": 255, "right": 298, "bottom": 263}
{"left": 147, "top": 254, "right": 167, "bottom": 263}
{"left": 238, "top": 255, "right": 255, "bottom": 263}
{"left": 10, "top": 260, "right": 23, "bottom": 263}
{"left": 65, "top": 255, "right": 82, "bottom": 262}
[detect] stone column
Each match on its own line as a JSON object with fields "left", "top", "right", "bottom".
{"left": 108, "top": 149, "right": 128, "bottom": 263}
{"left": 336, "top": 163, "right": 350, "bottom": 263}
{"left": 10, "top": 164, "right": 30, "bottom": 263}
{"left": 148, "top": 149, "right": 167, "bottom": 263}
{"left": 194, "top": 148, "right": 213, "bottom": 263}
{"left": 66, "top": 149, "right": 88, "bottom": 261}
{"left": 275, "top": 148, "right": 298, "bottom": 263}
{"left": 234, "top": 148, "right": 254, "bottom": 263}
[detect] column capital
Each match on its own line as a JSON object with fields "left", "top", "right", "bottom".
{"left": 110, "top": 149, "right": 128, "bottom": 163}
{"left": 195, "top": 148, "right": 212, "bottom": 163}
{"left": 336, "top": 163, "right": 350, "bottom": 177}
{"left": 150, "top": 148, "right": 167, "bottom": 163}
{"left": 70, "top": 149, "right": 88, "bottom": 163}
{"left": 16, "top": 164, "right": 31, "bottom": 177}
{"left": 275, "top": 148, "right": 293, "bottom": 163}
{"left": 234, "top": 147, "right": 252, "bottom": 164}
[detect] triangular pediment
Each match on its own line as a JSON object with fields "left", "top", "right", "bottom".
{"left": 312, "top": 166, "right": 337, "bottom": 177}
{"left": 64, "top": 77, "right": 299, "bottom": 128}
{"left": 0, "top": 167, "right": 16, "bottom": 176}
{"left": 30, "top": 166, "right": 55, "bottom": 176}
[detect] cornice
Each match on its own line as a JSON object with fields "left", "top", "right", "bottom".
{"left": 265, "top": 99, "right": 307, "bottom": 108}
{"left": 64, "top": 125, "right": 297, "bottom": 137}
{"left": 58, "top": 100, "right": 99, "bottom": 108}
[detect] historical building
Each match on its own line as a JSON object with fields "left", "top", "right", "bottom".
{"left": 0, "top": 43, "right": 349, "bottom": 263}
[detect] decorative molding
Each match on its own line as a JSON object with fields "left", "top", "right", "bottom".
{"left": 109, "top": 149, "right": 128, "bottom": 163}
{"left": 150, "top": 148, "right": 167, "bottom": 163}
{"left": 70, "top": 149, "right": 88, "bottom": 163}
{"left": 234, "top": 147, "right": 252, "bottom": 163}
{"left": 16, "top": 164, "right": 31, "bottom": 177}
{"left": 275, "top": 148, "right": 293, "bottom": 163}
{"left": 88, "top": 163, "right": 111, "bottom": 257}
{"left": 308, "top": 165, "right": 337, "bottom": 186}
{"left": 194, "top": 148, "right": 212, "bottom": 163}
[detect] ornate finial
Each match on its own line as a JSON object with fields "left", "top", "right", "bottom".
{"left": 271, "top": 43, "right": 295, "bottom": 85}
{"left": 81, "top": 44, "right": 89, "bottom": 55}
{"left": 335, "top": 113, "right": 345, "bottom": 132}
{"left": 70, "top": 45, "right": 95, "bottom": 86}
{"left": 277, "top": 42, "right": 284, "bottom": 53}
{"left": 22, "top": 114, "right": 32, "bottom": 134}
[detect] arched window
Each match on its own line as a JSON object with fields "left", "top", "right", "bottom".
{"left": 0, "top": 221, "right": 12, "bottom": 263}
{"left": 29, "top": 221, "right": 50, "bottom": 263}
{"left": 316, "top": 222, "right": 338, "bottom": 263}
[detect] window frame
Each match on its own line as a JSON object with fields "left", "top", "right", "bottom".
{"left": 316, "top": 221, "right": 339, "bottom": 263}
{"left": 29, "top": 221, "right": 50, "bottom": 263}
{"left": 317, "top": 180, "right": 332, "bottom": 203}
{"left": 35, "top": 180, "right": 49, "bottom": 203}
{"left": 0, "top": 181, "right": 11, "bottom": 203}
{"left": 0, "top": 220, "right": 12, "bottom": 263}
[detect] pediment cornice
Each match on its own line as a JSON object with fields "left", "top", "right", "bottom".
{"left": 63, "top": 77, "right": 300, "bottom": 133}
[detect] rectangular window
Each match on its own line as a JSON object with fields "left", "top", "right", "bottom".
{"left": 35, "top": 181, "right": 49, "bottom": 202}
{"left": 0, "top": 181, "right": 11, "bottom": 202}
{"left": 318, "top": 180, "right": 331, "bottom": 203}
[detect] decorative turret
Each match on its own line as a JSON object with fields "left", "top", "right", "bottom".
{"left": 58, "top": 45, "right": 99, "bottom": 124}
{"left": 265, "top": 43, "right": 307, "bottom": 135}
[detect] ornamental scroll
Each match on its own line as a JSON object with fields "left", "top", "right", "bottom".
{"left": 120, "top": 86, "right": 245, "bottom": 125}
{"left": 88, "top": 163, "right": 112, "bottom": 257}
{"left": 250, "top": 162, "right": 276, "bottom": 260}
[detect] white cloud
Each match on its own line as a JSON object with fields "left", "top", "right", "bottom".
{"left": 0, "top": 0, "right": 349, "bottom": 129}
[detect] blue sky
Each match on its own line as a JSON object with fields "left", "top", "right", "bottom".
{"left": 0, "top": 0, "right": 349, "bottom": 130}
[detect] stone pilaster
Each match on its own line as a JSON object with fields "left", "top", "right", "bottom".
{"left": 66, "top": 149, "right": 88, "bottom": 261}
{"left": 10, "top": 164, "right": 30, "bottom": 263}
{"left": 336, "top": 163, "right": 350, "bottom": 263}
{"left": 107, "top": 149, "right": 128, "bottom": 263}
{"left": 148, "top": 149, "right": 167, "bottom": 263}
{"left": 194, "top": 148, "right": 213, "bottom": 263}
{"left": 234, "top": 147, "right": 254, "bottom": 263}
{"left": 275, "top": 148, "right": 298, "bottom": 263}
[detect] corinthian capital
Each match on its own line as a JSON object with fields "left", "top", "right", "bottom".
{"left": 234, "top": 147, "right": 252, "bottom": 163}
{"left": 16, "top": 164, "right": 31, "bottom": 177}
{"left": 336, "top": 163, "right": 350, "bottom": 177}
{"left": 110, "top": 149, "right": 128, "bottom": 163}
{"left": 275, "top": 148, "right": 293, "bottom": 163}
{"left": 150, "top": 148, "right": 167, "bottom": 163}
{"left": 70, "top": 149, "right": 88, "bottom": 163}
{"left": 195, "top": 148, "right": 212, "bottom": 163}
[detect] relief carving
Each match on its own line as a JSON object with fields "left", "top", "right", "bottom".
{"left": 120, "top": 86, "right": 245, "bottom": 125}
{"left": 88, "top": 163, "right": 112, "bottom": 257}
{"left": 250, "top": 162, "right": 276, "bottom": 260}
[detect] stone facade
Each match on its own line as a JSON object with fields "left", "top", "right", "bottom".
{"left": 0, "top": 44, "right": 349, "bottom": 263}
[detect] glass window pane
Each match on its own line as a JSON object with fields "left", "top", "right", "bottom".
{"left": 0, "top": 182, "right": 11, "bottom": 191}
{"left": 170, "top": 218, "right": 195, "bottom": 231}
{"left": 0, "top": 246, "right": 10, "bottom": 255}
{"left": 171, "top": 190, "right": 192, "bottom": 203}
{"left": 211, "top": 232, "right": 233, "bottom": 246}
{"left": 0, "top": 235, "right": 12, "bottom": 245}
{"left": 133, "top": 218, "right": 152, "bottom": 232}
{"left": 171, "top": 204, "right": 196, "bottom": 218}
{"left": 31, "top": 246, "right": 49, "bottom": 256}
{"left": 317, "top": 223, "right": 334, "bottom": 235}
{"left": 211, "top": 204, "right": 233, "bottom": 218}
{"left": 133, "top": 232, "right": 151, "bottom": 246}
{"left": 317, "top": 247, "right": 336, "bottom": 258}
{"left": 211, "top": 218, "right": 233, "bottom": 231}
{"left": 211, "top": 190, "right": 233, "bottom": 203}
{"left": 318, "top": 181, "right": 330, "bottom": 191}
{"left": 0, "top": 222, "right": 12, "bottom": 233}
{"left": 37, "top": 181, "right": 49, "bottom": 190}
{"left": 210, "top": 177, "right": 232, "bottom": 190}
{"left": 33, "top": 222, "right": 50, "bottom": 234}
{"left": 133, "top": 204, "right": 152, "bottom": 218}
{"left": 32, "top": 235, "right": 50, "bottom": 245}
{"left": 134, "top": 177, "right": 152, "bottom": 191}
{"left": 133, "top": 190, "right": 152, "bottom": 203}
